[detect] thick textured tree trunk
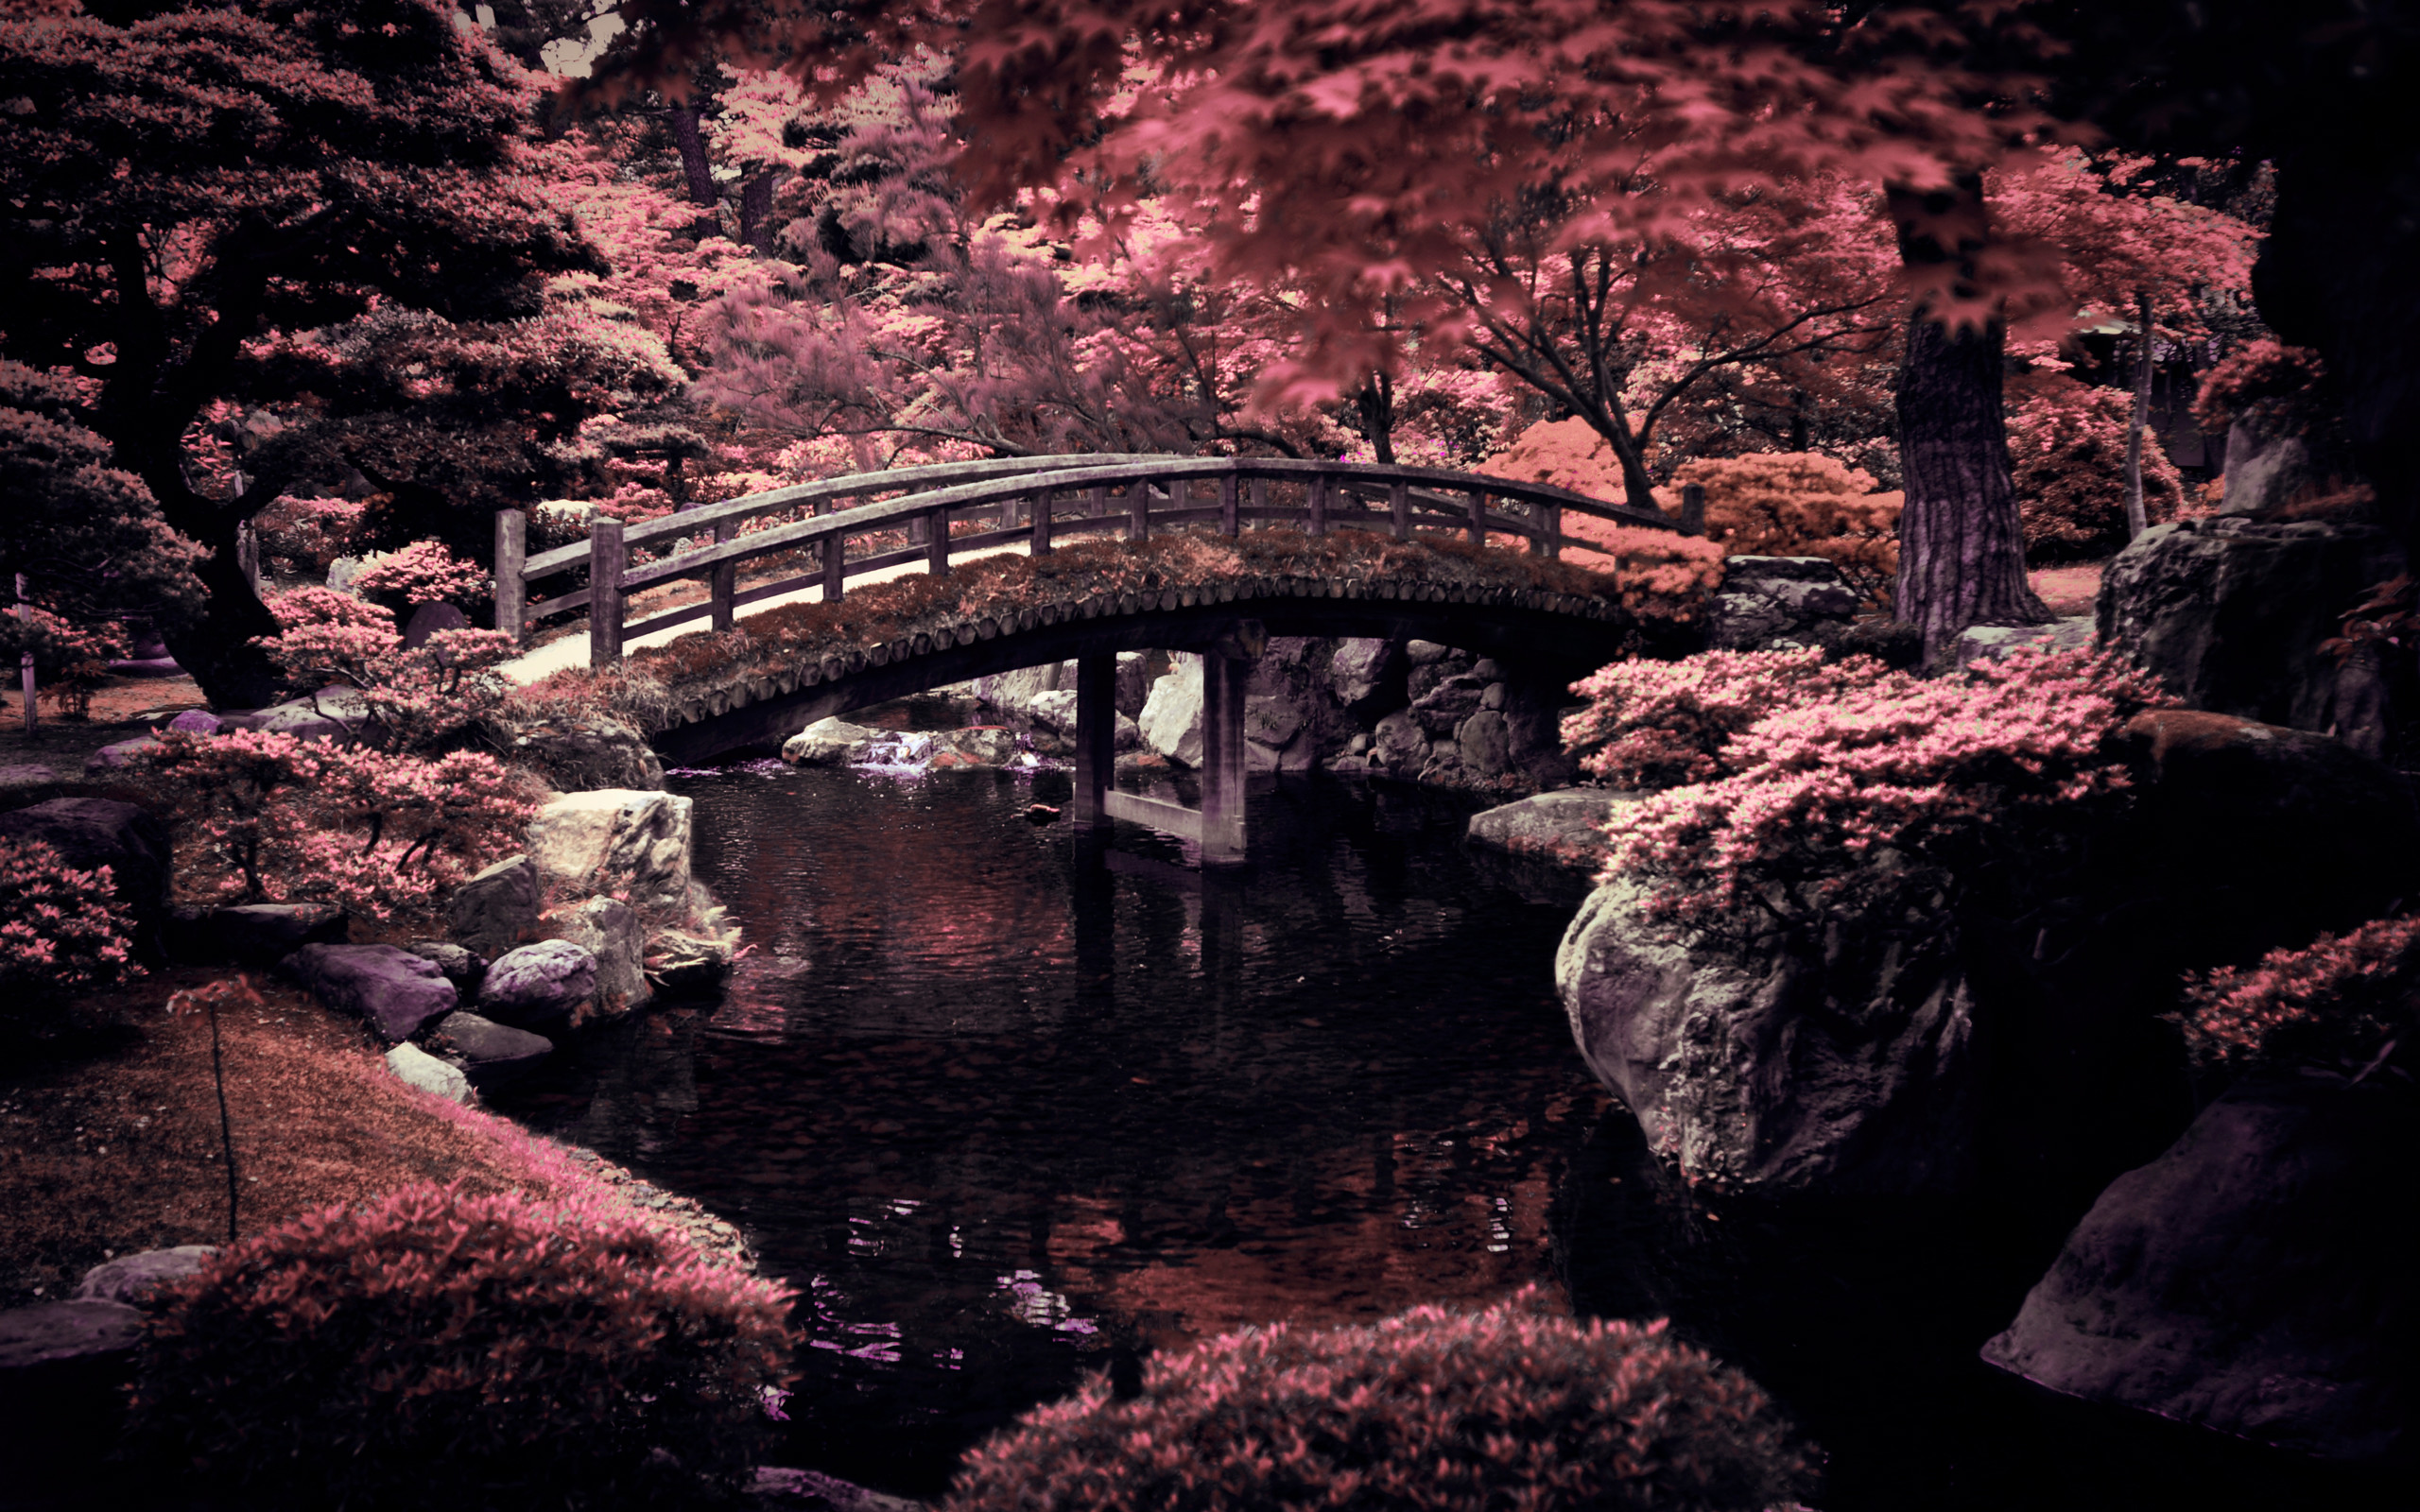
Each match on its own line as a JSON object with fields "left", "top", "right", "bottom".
{"left": 1354, "top": 376, "right": 1396, "bottom": 465}
{"left": 738, "top": 171, "right": 777, "bottom": 254}
{"left": 1893, "top": 312, "right": 2048, "bottom": 649}
{"left": 159, "top": 524, "right": 286, "bottom": 711}
{"left": 1888, "top": 175, "right": 2048, "bottom": 656}
{"left": 668, "top": 105, "right": 721, "bottom": 240}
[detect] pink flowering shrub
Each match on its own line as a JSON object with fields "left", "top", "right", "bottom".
{"left": 2190, "top": 339, "right": 2335, "bottom": 438}
{"left": 1590, "top": 648, "right": 2170, "bottom": 935}
{"left": 2171, "top": 913, "right": 2420, "bottom": 1075}
{"left": 2005, "top": 376, "right": 2187, "bottom": 561}
{"left": 252, "top": 495, "right": 371, "bottom": 576}
{"left": 1564, "top": 647, "right": 1891, "bottom": 789}
{"left": 255, "top": 588, "right": 520, "bottom": 750}
{"left": 942, "top": 1287, "right": 1814, "bottom": 1512}
{"left": 0, "top": 836, "right": 141, "bottom": 1001}
{"left": 0, "top": 602, "right": 128, "bottom": 718}
{"left": 349, "top": 537, "right": 490, "bottom": 608}
{"left": 122, "top": 1180, "right": 800, "bottom": 1512}
{"left": 130, "top": 730, "right": 540, "bottom": 922}
{"left": 1658, "top": 453, "right": 1904, "bottom": 610}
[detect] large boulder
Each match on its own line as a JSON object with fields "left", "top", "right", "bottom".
{"left": 525, "top": 788, "right": 693, "bottom": 922}
{"left": 385, "top": 1040, "right": 475, "bottom": 1105}
{"left": 781, "top": 716, "right": 881, "bottom": 766}
{"left": 0, "top": 1298, "right": 149, "bottom": 1492}
{"left": 1980, "top": 1080, "right": 2416, "bottom": 1465}
{"left": 1137, "top": 654, "right": 1205, "bottom": 766}
{"left": 974, "top": 661, "right": 1074, "bottom": 716}
{"left": 647, "top": 929, "right": 738, "bottom": 994}
{"left": 74, "top": 1246, "right": 216, "bottom": 1309}
{"left": 1954, "top": 616, "right": 2096, "bottom": 669}
{"left": 543, "top": 894, "right": 651, "bottom": 1017}
{"left": 280, "top": 943, "right": 458, "bottom": 1041}
{"left": 1554, "top": 878, "right": 1979, "bottom": 1195}
{"left": 498, "top": 713, "right": 664, "bottom": 792}
{"left": 1466, "top": 789, "right": 1628, "bottom": 868}
{"left": 2099, "top": 518, "right": 2409, "bottom": 760}
{"left": 2120, "top": 708, "right": 2420, "bottom": 967}
{"left": 445, "top": 852, "right": 542, "bottom": 961}
{"left": 1026, "top": 690, "right": 1143, "bottom": 750}
{"left": 1704, "top": 556, "right": 1864, "bottom": 652}
{"left": 477, "top": 938, "right": 598, "bottom": 1029}
{"left": 1327, "top": 637, "right": 1398, "bottom": 714}
{"left": 2219, "top": 413, "right": 2323, "bottom": 517}
{"left": 178, "top": 902, "right": 348, "bottom": 967}
{"left": 428, "top": 1011, "right": 553, "bottom": 1089}
{"left": 0, "top": 798, "right": 171, "bottom": 944}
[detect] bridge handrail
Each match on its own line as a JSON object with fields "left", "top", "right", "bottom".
{"left": 518, "top": 452, "right": 1179, "bottom": 580}
{"left": 497, "top": 454, "right": 1696, "bottom": 665}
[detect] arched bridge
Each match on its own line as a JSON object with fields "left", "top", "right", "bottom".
{"left": 493, "top": 455, "right": 1695, "bottom": 861}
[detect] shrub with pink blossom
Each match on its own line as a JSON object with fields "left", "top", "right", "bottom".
{"left": 2171, "top": 913, "right": 2420, "bottom": 1076}
{"left": 2189, "top": 339, "right": 2336, "bottom": 439}
{"left": 349, "top": 537, "right": 491, "bottom": 609}
{"left": 1563, "top": 647, "right": 1894, "bottom": 789}
{"left": 1589, "top": 648, "right": 2171, "bottom": 936}
{"left": 121, "top": 1179, "right": 800, "bottom": 1512}
{"left": 0, "top": 835, "right": 141, "bottom": 1002}
{"left": 2004, "top": 375, "right": 2187, "bottom": 561}
{"left": 252, "top": 495, "right": 372, "bottom": 576}
{"left": 129, "top": 730, "right": 540, "bottom": 922}
{"left": 255, "top": 588, "right": 520, "bottom": 750}
{"left": 942, "top": 1287, "right": 1815, "bottom": 1512}
{"left": 0, "top": 603, "right": 128, "bottom": 717}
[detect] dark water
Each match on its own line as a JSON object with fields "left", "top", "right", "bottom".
{"left": 492, "top": 756, "right": 2389, "bottom": 1510}
{"left": 495, "top": 762, "right": 1609, "bottom": 1494}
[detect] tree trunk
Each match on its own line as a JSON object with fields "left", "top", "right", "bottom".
{"left": 668, "top": 104, "right": 722, "bottom": 240}
{"left": 159, "top": 522, "right": 287, "bottom": 710}
{"left": 738, "top": 171, "right": 777, "bottom": 254}
{"left": 1888, "top": 174, "right": 2048, "bottom": 656}
{"left": 1354, "top": 376, "right": 1396, "bottom": 465}
{"left": 2125, "top": 292, "right": 2152, "bottom": 540}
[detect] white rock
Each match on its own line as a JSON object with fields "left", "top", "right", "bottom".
{"left": 385, "top": 1041, "right": 475, "bottom": 1105}
{"left": 525, "top": 788, "right": 694, "bottom": 921}
{"left": 781, "top": 716, "right": 882, "bottom": 766}
{"left": 1138, "top": 654, "right": 1205, "bottom": 766}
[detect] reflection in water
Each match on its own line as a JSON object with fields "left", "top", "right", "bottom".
{"left": 494, "top": 765, "right": 1604, "bottom": 1494}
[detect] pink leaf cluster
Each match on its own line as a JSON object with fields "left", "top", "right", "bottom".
{"left": 1564, "top": 647, "right": 1884, "bottom": 789}
{"left": 1585, "top": 648, "right": 2172, "bottom": 932}
{"left": 2172, "top": 913, "right": 2420, "bottom": 1074}
{"left": 254, "top": 588, "right": 519, "bottom": 749}
{"left": 0, "top": 835, "right": 141, "bottom": 1000}
{"left": 347, "top": 538, "right": 491, "bottom": 607}
{"left": 1661, "top": 452, "right": 1903, "bottom": 609}
{"left": 942, "top": 1285, "right": 1813, "bottom": 1512}
{"left": 2005, "top": 374, "right": 2190, "bottom": 561}
{"left": 2189, "top": 338, "right": 2335, "bottom": 439}
{"left": 125, "top": 1178, "right": 800, "bottom": 1507}
{"left": 130, "top": 730, "right": 538, "bottom": 921}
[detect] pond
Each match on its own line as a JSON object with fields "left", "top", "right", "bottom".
{"left": 493, "top": 752, "right": 1608, "bottom": 1495}
{"left": 490, "top": 740, "right": 2379, "bottom": 1511}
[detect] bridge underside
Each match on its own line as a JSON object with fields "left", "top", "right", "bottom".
{"left": 648, "top": 594, "right": 1641, "bottom": 765}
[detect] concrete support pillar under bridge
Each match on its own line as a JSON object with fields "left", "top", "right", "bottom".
{"left": 1070, "top": 622, "right": 1264, "bottom": 866}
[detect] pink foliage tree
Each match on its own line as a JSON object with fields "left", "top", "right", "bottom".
{"left": 0, "top": 836, "right": 142, "bottom": 1002}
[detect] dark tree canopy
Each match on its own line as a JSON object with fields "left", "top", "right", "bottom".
{"left": 0, "top": 0, "right": 601, "bottom": 705}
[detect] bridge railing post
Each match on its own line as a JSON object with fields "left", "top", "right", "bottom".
{"left": 1249, "top": 476, "right": 1269, "bottom": 529}
{"left": 927, "top": 507, "right": 951, "bottom": 575}
{"left": 1307, "top": 472, "right": 1328, "bottom": 537}
{"left": 1534, "top": 503, "right": 1561, "bottom": 559}
{"left": 588, "top": 515, "right": 624, "bottom": 667}
{"left": 821, "top": 526, "right": 844, "bottom": 601}
{"left": 711, "top": 518, "right": 737, "bottom": 630}
{"left": 1680, "top": 482, "right": 1706, "bottom": 536}
{"left": 1219, "top": 468, "right": 1239, "bottom": 536}
{"left": 1467, "top": 489, "right": 1488, "bottom": 546}
{"left": 1031, "top": 489, "right": 1053, "bottom": 555}
{"left": 1128, "top": 478, "right": 1150, "bottom": 541}
{"left": 493, "top": 507, "right": 526, "bottom": 643}
{"left": 1389, "top": 482, "right": 1409, "bottom": 541}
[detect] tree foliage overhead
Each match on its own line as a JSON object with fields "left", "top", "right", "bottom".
{"left": 0, "top": 0, "right": 602, "bottom": 704}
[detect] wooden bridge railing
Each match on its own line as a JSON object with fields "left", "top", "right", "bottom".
{"left": 489, "top": 455, "right": 1692, "bottom": 667}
